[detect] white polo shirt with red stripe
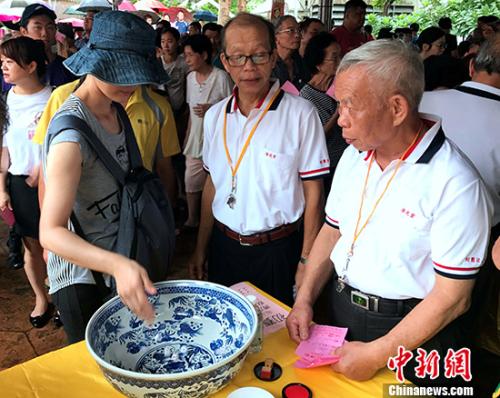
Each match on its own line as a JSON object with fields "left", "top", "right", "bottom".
{"left": 203, "top": 79, "right": 330, "bottom": 235}
{"left": 325, "top": 114, "right": 493, "bottom": 300}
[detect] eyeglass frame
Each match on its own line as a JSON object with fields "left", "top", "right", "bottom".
{"left": 223, "top": 51, "right": 274, "bottom": 67}
{"left": 276, "top": 27, "right": 301, "bottom": 36}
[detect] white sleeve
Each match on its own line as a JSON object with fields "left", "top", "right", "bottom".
{"left": 297, "top": 105, "right": 330, "bottom": 180}
{"left": 211, "top": 71, "right": 232, "bottom": 104}
{"left": 202, "top": 102, "right": 223, "bottom": 173}
{"left": 185, "top": 72, "right": 193, "bottom": 104}
{"left": 431, "top": 178, "right": 493, "bottom": 279}
{"left": 2, "top": 129, "right": 9, "bottom": 148}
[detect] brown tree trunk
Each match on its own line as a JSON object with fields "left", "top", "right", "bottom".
{"left": 218, "top": 0, "right": 231, "bottom": 24}
{"left": 382, "top": 0, "right": 395, "bottom": 16}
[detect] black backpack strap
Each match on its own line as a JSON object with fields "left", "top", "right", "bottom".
{"left": 454, "top": 85, "right": 500, "bottom": 101}
{"left": 114, "top": 103, "right": 144, "bottom": 171}
{"left": 49, "top": 114, "right": 127, "bottom": 185}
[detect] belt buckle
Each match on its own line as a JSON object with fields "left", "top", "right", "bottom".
{"left": 238, "top": 235, "right": 252, "bottom": 246}
{"left": 351, "top": 290, "right": 370, "bottom": 310}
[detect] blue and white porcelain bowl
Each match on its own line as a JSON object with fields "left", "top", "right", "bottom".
{"left": 85, "top": 280, "right": 258, "bottom": 398}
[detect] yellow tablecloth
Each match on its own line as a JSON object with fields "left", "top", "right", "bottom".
{"left": 0, "top": 284, "right": 397, "bottom": 397}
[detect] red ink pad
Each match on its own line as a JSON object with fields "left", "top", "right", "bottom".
{"left": 282, "top": 383, "right": 312, "bottom": 398}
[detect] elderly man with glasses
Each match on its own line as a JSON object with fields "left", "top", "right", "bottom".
{"left": 188, "top": 13, "right": 329, "bottom": 306}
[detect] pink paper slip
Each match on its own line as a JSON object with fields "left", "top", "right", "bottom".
{"left": 294, "top": 355, "right": 340, "bottom": 368}
{"left": 230, "top": 282, "right": 289, "bottom": 336}
{"left": 326, "top": 82, "right": 335, "bottom": 98}
{"left": 0, "top": 208, "right": 15, "bottom": 227}
{"left": 281, "top": 80, "right": 300, "bottom": 96}
{"left": 294, "top": 324, "right": 348, "bottom": 368}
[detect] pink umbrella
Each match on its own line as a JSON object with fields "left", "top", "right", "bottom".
{"left": 0, "top": 13, "right": 20, "bottom": 21}
{"left": 163, "top": 6, "right": 191, "bottom": 21}
{"left": 0, "top": 7, "right": 21, "bottom": 21}
{"left": 118, "top": 0, "right": 135, "bottom": 11}
{"left": 58, "top": 17, "right": 84, "bottom": 28}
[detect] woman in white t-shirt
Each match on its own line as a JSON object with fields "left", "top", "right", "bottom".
{"left": 0, "top": 37, "right": 53, "bottom": 328}
{"left": 183, "top": 34, "right": 232, "bottom": 228}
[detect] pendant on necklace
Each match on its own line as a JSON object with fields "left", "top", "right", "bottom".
{"left": 226, "top": 175, "right": 237, "bottom": 209}
{"left": 226, "top": 194, "right": 236, "bottom": 209}
{"left": 337, "top": 249, "right": 353, "bottom": 293}
{"left": 336, "top": 278, "right": 345, "bottom": 293}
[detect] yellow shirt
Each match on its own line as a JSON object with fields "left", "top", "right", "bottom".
{"left": 33, "top": 81, "right": 180, "bottom": 171}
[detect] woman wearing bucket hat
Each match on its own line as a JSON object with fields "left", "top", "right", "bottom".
{"left": 39, "top": 11, "right": 170, "bottom": 343}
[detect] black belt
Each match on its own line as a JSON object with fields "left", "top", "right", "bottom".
{"left": 334, "top": 279, "right": 422, "bottom": 316}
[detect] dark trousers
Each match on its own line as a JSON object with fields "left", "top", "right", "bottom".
{"left": 208, "top": 225, "right": 301, "bottom": 307}
{"left": 330, "top": 279, "right": 471, "bottom": 387}
{"left": 8, "top": 174, "right": 40, "bottom": 239}
{"left": 52, "top": 283, "right": 108, "bottom": 344}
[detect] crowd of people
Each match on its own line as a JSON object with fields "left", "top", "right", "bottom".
{"left": 0, "top": 0, "right": 498, "bottom": 393}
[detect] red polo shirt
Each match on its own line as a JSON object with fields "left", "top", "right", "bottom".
{"left": 331, "top": 25, "right": 369, "bottom": 56}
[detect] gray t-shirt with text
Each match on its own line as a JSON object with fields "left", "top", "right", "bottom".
{"left": 43, "top": 94, "right": 129, "bottom": 294}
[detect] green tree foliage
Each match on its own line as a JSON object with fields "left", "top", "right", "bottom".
{"left": 188, "top": 0, "right": 266, "bottom": 17}
{"left": 366, "top": 0, "right": 500, "bottom": 37}
{"left": 370, "top": 0, "right": 396, "bottom": 16}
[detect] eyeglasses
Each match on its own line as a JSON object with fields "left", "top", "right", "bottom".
{"left": 276, "top": 28, "right": 301, "bottom": 36}
{"left": 224, "top": 52, "right": 272, "bottom": 67}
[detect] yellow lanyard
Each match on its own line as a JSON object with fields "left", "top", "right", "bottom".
{"left": 222, "top": 89, "right": 281, "bottom": 208}
{"left": 223, "top": 89, "right": 281, "bottom": 178}
{"left": 338, "top": 123, "right": 424, "bottom": 286}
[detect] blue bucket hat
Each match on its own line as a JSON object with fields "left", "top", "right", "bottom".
{"left": 63, "top": 11, "right": 169, "bottom": 86}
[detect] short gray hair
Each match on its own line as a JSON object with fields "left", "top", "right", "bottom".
{"left": 337, "top": 39, "right": 424, "bottom": 112}
{"left": 222, "top": 13, "right": 275, "bottom": 52}
{"left": 474, "top": 32, "right": 500, "bottom": 74}
{"left": 274, "top": 15, "right": 296, "bottom": 31}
